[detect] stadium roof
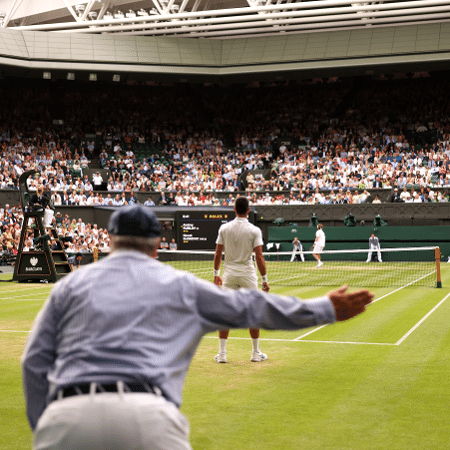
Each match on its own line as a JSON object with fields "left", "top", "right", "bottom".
{"left": 1, "top": 0, "right": 450, "bottom": 39}
{"left": 1, "top": 1, "right": 450, "bottom": 83}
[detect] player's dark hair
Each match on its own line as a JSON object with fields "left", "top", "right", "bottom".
{"left": 235, "top": 196, "right": 249, "bottom": 215}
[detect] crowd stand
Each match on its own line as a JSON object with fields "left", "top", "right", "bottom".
{"left": 1, "top": 73, "right": 450, "bottom": 258}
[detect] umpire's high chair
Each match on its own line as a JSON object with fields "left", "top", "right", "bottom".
{"left": 13, "top": 170, "right": 72, "bottom": 282}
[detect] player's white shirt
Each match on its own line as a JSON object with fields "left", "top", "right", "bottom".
{"left": 216, "top": 217, "right": 263, "bottom": 275}
{"left": 315, "top": 229, "right": 326, "bottom": 247}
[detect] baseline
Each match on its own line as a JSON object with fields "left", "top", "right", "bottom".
{"left": 203, "top": 335, "right": 394, "bottom": 346}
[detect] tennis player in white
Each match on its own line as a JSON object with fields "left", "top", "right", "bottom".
{"left": 213, "top": 197, "right": 270, "bottom": 363}
{"left": 313, "top": 223, "right": 326, "bottom": 268}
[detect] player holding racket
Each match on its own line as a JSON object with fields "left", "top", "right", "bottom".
{"left": 313, "top": 223, "right": 326, "bottom": 268}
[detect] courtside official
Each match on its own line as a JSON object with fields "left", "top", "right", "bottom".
{"left": 366, "top": 233, "right": 383, "bottom": 263}
{"left": 22, "top": 205, "right": 373, "bottom": 450}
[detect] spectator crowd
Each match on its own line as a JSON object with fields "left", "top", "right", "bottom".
{"left": 1, "top": 72, "right": 450, "bottom": 257}
{"left": 0, "top": 203, "right": 112, "bottom": 265}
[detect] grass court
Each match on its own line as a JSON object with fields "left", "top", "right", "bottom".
{"left": 1, "top": 263, "right": 450, "bottom": 449}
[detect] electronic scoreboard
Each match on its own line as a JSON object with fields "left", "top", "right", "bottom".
{"left": 176, "top": 210, "right": 235, "bottom": 250}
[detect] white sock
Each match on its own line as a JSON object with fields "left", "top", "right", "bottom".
{"left": 219, "top": 338, "right": 227, "bottom": 354}
{"left": 251, "top": 338, "right": 260, "bottom": 353}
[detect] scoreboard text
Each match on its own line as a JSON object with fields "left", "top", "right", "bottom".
{"left": 176, "top": 210, "right": 235, "bottom": 250}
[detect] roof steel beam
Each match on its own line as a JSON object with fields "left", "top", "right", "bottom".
{"left": 8, "top": 0, "right": 450, "bottom": 38}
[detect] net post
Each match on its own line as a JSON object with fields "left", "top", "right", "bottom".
{"left": 435, "top": 247, "right": 442, "bottom": 288}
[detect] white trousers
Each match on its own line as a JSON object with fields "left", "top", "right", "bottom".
{"left": 290, "top": 247, "right": 304, "bottom": 262}
{"left": 366, "top": 246, "right": 382, "bottom": 262}
{"left": 33, "top": 392, "right": 192, "bottom": 450}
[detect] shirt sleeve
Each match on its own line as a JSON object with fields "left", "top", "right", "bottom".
{"left": 216, "top": 224, "right": 224, "bottom": 245}
{"left": 253, "top": 227, "right": 264, "bottom": 249}
{"left": 21, "top": 290, "right": 59, "bottom": 430}
{"left": 191, "top": 276, "right": 336, "bottom": 332}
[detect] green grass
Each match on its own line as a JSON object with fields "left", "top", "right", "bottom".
{"left": 1, "top": 268, "right": 450, "bottom": 449}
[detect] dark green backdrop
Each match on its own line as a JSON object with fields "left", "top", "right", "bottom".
{"left": 268, "top": 225, "right": 449, "bottom": 261}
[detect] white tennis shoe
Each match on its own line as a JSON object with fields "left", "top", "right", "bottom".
{"left": 214, "top": 352, "right": 227, "bottom": 363}
{"left": 316, "top": 261, "right": 323, "bottom": 268}
{"left": 251, "top": 351, "right": 268, "bottom": 362}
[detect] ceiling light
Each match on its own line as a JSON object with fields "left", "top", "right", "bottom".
{"left": 89, "top": 73, "right": 97, "bottom": 81}
{"left": 88, "top": 12, "right": 98, "bottom": 20}
{"left": 67, "top": 72, "right": 75, "bottom": 80}
{"left": 75, "top": 4, "right": 85, "bottom": 16}
{"left": 137, "top": 9, "right": 149, "bottom": 16}
{"left": 112, "top": 74, "right": 120, "bottom": 82}
{"left": 126, "top": 10, "right": 136, "bottom": 18}
{"left": 43, "top": 72, "right": 51, "bottom": 79}
{"left": 114, "top": 10, "right": 124, "bottom": 19}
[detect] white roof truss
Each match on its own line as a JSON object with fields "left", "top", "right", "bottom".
{"left": 1, "top": 0, "right": 450, "bottom": 39}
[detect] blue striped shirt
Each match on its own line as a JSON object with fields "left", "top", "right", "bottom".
{"left": 22, "top": 249, "right": 335, "bottom": 430}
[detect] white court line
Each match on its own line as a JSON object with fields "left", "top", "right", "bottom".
{"left": 5, "top": 273, "right": 445, "bottom": 348}
{"left": 395, "top": 291, "right": 450, "bottom": 345}
{"left": 0, "top": 329, "right": 30, "bottom": 333}
{"left": 291, "top": 339, "right": 395, "bottom": 346}
{"left": 1, "top": 293, "right": 48, "bottom": 301}
{"left": 203, "top": 335, "right": 394, "bottom": 346}
{"left": 368, "top": 270, "right": 436, "bottom": 304}
{"left": 292, "top": 269, "right": 436, "bottom": 341}
{"left": 0, "top": 286, "right": 51, "bottom": 295}
{"left": 294, "top": 324, "right": 327, "bottom": 340}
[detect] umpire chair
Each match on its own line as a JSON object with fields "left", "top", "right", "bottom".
{"left": 13, "top": 171, "right": 72, "bottom": 282}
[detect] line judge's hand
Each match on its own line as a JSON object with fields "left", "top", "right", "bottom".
{"left": 214, "top": 276, "right": 223, "bottom": 287}
{"left": 328, "top": 285, "right": 374, "bottom": 322}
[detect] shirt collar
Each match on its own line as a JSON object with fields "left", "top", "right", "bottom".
{"left": 107, "top": 249, "right": 154, "bottom": 261}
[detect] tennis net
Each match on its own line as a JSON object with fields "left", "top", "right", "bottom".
{"left": 158, "top": 246, "right": 441, "bottom": 288}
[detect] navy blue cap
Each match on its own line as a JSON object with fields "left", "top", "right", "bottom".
{"left": 108, "top": 205, "right": 161, "bottom": 238}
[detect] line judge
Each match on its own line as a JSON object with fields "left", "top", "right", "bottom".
{"left": 22, "top": 205, "right": 373, "bottom": 450}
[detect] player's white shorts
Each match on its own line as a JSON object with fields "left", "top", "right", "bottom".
{"left": 313, "top": 244, "right": 324, "bottom": 254}
{"left": 223, "top": 271, "right": 258, "bottom": 290}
